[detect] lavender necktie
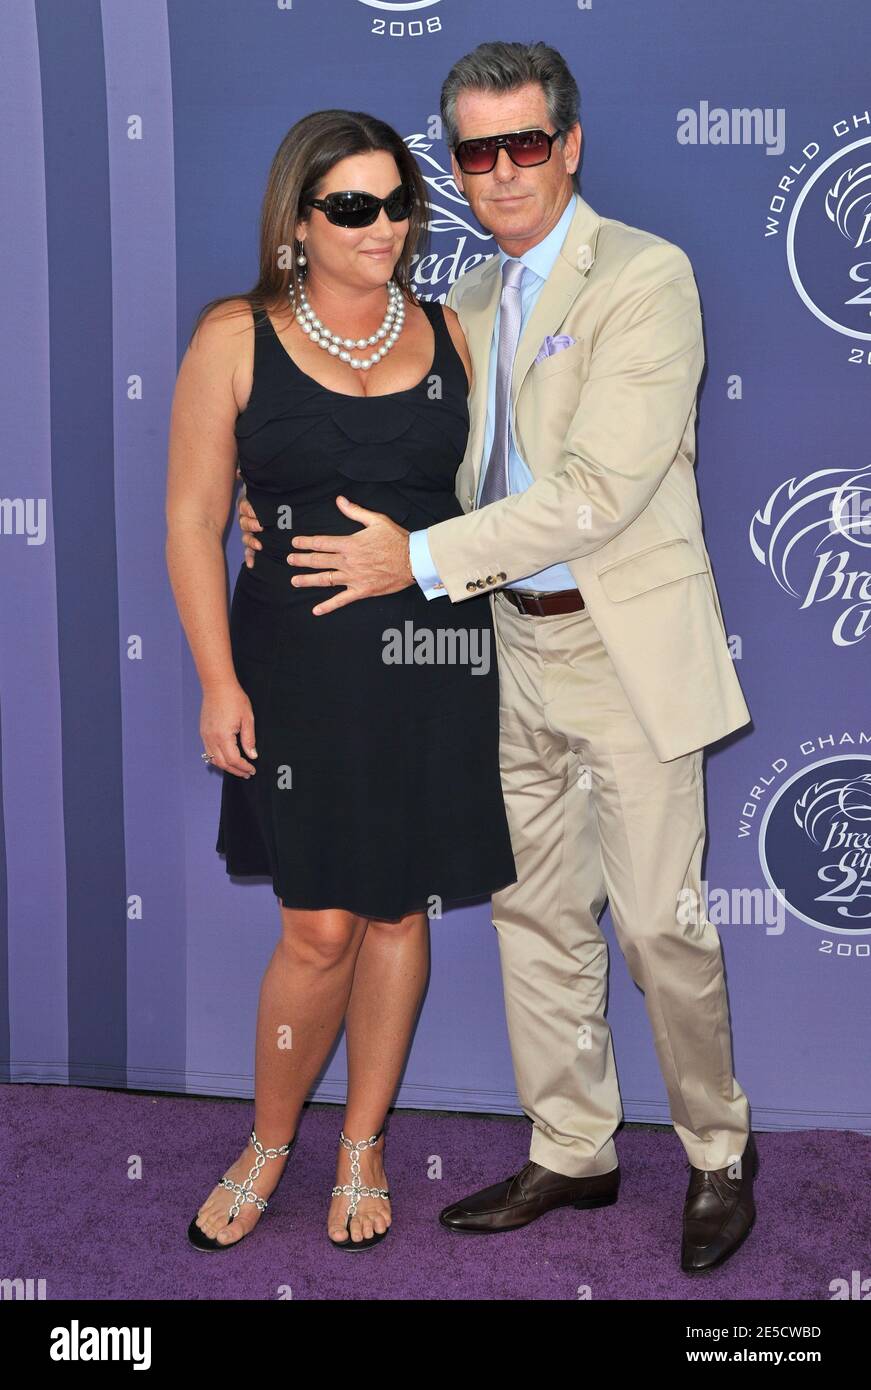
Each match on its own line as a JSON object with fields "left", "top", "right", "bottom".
{"left": 478, "top": 258, "right": 527, "bottom": 509}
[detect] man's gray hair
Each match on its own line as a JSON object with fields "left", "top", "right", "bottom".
{"left": 441, "top": 41, "right": 581, "bottom": 193}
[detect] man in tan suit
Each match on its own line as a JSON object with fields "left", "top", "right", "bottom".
{"left": 240, "top": 41, "right": 757, "bottom": 1271}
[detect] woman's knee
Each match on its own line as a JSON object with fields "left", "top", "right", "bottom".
{"left": 279, "top": 906, "right": 366, "bottom": 967}
{"left": 364, "top": 910, "right": 428, "bottom": 937}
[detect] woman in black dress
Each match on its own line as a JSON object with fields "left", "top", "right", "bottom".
{"left": 165, "top": 110, "right": 516, "bottom": 1253}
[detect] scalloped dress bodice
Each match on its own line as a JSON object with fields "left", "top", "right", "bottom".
{"left": 234, "top": 299, "right": 470, "bottom": 556}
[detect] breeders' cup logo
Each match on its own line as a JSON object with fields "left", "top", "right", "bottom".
{"left": 357, "top": 0, "right": 445, "bottom": 37}
{"left": 750, "top": 463, "right": 871, "bottom": 645}
{"left": 765, "top": 115, "right": 871, "bottom": 350}
{"left": 759, "top": 756, "right": 871, "bottom": 935}
{"left": 404, "top": 133, "right": 494, "bottom": 297}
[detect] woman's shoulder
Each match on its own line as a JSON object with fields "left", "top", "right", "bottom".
{"left": 191, "top": 297, "right": 258, "bottom": 354}
{"left": 185, "top": 299, "right": 263, "bottom": 416}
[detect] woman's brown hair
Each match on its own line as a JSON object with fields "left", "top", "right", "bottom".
{"left": 187, "top": 108, "right": 430, "bottom": 347}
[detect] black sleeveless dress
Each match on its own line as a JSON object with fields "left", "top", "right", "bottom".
{"left": 215, "top": 298, "right": 517, "bottom": 920}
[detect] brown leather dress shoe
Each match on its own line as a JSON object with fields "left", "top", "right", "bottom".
{"left": 681, "top": 1132, "right": 758, "bottom": 1273}
{"left": 439, "top": 1159, "right": 620, "bottom": 1234}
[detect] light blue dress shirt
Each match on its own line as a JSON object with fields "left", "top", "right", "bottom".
{"left": 408, "top": 193, "right": 579, "bottom": 599}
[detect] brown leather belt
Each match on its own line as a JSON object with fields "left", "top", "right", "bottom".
{"left": 501, "top": 587, "right": 585, "bottom": 616}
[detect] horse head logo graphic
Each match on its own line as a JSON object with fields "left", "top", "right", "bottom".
{"left": 749, "top": 463, "right": 871, "bottom": 645}
{"left": 824, "top": 162, "right": 871, "bottom": 250}
{"left": 404, "top": 133, "right": 493, "bottom": 242}
{"left": 794, "top": 772, "right": 871, "bottom": 846}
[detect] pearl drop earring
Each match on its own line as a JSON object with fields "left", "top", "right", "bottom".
{"left": 296, "top": 239, "right": 307, "bottom": 268}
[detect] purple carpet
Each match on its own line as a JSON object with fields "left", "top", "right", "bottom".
{"left": 2, "top": 1085, "right": 868, "bottom": 1300}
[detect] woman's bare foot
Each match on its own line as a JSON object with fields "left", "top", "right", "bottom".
{"left": 328, "top": 1132, "right": 391, "bottom": 1245}
{"left": 192, "top": 1135, "right": 292, "bottom": 1246}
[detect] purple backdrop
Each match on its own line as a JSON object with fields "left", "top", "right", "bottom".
{"left": 1, "top": 0, "right": 868, "bottom": 1137}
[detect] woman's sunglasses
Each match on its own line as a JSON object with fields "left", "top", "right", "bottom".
{"left": 304, "top": 183, "right": 414, "bottom": 228}
{"left": 453, "top": 127, "right": 565, "bottom": 175}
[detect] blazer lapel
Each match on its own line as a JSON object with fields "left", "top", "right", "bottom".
{"left": 511, "top": 194, "right": 601, "bottom": 402}
{"left": 458, "top": 255, "right": 502, "bottom": 503}
{"left": 460, "top": 193, "right": 603, "bottom": 503}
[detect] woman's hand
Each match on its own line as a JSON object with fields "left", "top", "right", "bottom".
{"left": 200, "top": 678, "right": 258, "bottom": 777}
{"left": 237, "top": 470, "right": 262, "bottom": 569}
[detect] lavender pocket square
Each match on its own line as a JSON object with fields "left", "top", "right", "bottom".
{"left": 534, "top": 333, "right": 576, "bottom": 365}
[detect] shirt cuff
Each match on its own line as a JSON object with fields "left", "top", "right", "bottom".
{"left": 408, "top": 528, "right": 448, "bottom": 599}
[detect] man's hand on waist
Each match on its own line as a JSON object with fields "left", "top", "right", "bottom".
{"left": 286, "top": 494, "right": 413, "bottom": 614}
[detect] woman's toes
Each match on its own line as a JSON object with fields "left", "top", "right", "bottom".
{"left": 329, "top": 1203, "right": 349, "bottom": 1240}
{"left": 195, "top": 1193, "right": 224, "bottom": 1234}
{"left": 221, "top": 1208, "right": 257, "bottom": 1243}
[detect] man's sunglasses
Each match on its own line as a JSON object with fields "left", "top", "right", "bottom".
{"left": 304, "top": 183, "right": 415, "bottom": 228}
{"left": 453, "top": 127, "right": 565, "bottom": 175}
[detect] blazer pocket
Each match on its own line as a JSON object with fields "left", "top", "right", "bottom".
{"left": 532, "top": 337, "right": 588, "bottom": 380}
{"left": 596, "top": 538, "right": 708, "bottom": 602}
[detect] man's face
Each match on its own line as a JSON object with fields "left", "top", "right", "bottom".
{"left": 450, "top": 82, "right": 581, "bottom": 255}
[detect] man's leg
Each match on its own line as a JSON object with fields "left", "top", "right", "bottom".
{"left": 490, "top": 592, "right": 621, "bottom": 1179}
{"left": 537, "top": 602, "right": 751, "bottom": 1171}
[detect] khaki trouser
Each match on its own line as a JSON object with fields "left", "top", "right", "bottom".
{"left": 490, "top": 589, "right": 751, "bottom": 1178}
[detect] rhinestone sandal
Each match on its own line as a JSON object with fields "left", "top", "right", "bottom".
{"left": 188, "top": 1128, "right": 295, "bottom": 1252}
{"left": 329, "top": 1126, "right": 390, "bottom": 1251}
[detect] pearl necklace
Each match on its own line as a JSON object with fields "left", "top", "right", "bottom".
{"left": 292, "top": 280, "right": 405, "bottom": 371}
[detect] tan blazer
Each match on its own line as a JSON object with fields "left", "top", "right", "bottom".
{"left": 434, "top": 193, "right": 751, "bottom": 762}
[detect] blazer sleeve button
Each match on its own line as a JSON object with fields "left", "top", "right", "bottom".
{"left": 465, "top": 581, "right": 478, "bottom": 591}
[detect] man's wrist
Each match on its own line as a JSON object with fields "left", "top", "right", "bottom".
{"left": 403, "top": 533, "right": 414, "bottom": 586}
{"left": 408, "top": 526, "right": 448, "bottom": 598}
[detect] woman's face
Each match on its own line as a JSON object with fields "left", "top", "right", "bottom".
{"left": 296, "top": 150, "right": 409, "bottom": 291}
